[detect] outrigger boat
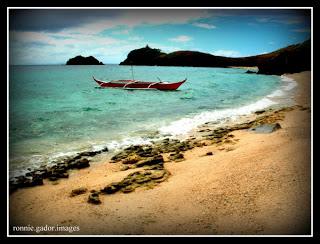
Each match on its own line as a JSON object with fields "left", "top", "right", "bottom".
{"left": 93, "top": 76, "right": 186, "bottom": 91}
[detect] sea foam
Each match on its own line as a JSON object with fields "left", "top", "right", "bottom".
{"left": 280, "top": 75, "right": 298, "bottom": 91}
{"left": 159, "top": 97, "right": 276, "bottom": 136}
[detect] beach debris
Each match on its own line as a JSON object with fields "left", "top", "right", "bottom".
{"left": 70, "top": 187, "right": 88, "bottom": 197}
{"left": 88, "top": 192, "right": 101, "bottom": 204}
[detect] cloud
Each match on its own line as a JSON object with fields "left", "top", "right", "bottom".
{"left": 112, "top": 29, "right": 130, "bottom": 35}
{"left": 256, "top": 16, "right": 306, "bottom": 25}
{"left": 33, "top": 9, "right": 211, "bottom": 35}
{"left": 9, "top": 30, "right": 130, "bottom": 64}
{"left": 211, "top": 50, "right": 241, "bottom": 57}
{"left": 192, "top": 22, "right": 216, "bottom": 29}
{"left": 268, "top": 41, "right": 275, "bottom": 45}
{"left": 169, "top": 35, "right": 192, "bottom": 42}
{"left": 292, "top": 28, "right": 310, "bottom": 33}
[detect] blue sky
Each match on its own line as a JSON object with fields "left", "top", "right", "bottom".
{"left": 9, "top": 9, "right": 311, "bottom": 65}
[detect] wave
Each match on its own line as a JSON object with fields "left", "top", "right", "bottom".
{"left": 280, "top": 75, "right": 298, "bottom": 91}
{"left": 158, "top": 97, "right": 276, "bottom": 136}
{"left": 158, "top": 75, "right": 297, "bottom": 136}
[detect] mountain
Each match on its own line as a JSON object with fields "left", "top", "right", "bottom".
{"left": 66, "top": 55, "right": 104, "bottom": 65}
{"left": 120, "top": 40, "right": 311, "bottom": 75}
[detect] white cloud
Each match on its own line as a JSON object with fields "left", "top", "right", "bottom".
{"left": 63, "top": 10, "right": 211, "bottom": 35}
{"left": 192, "top": 22, "right": 216, "bottom": 29}
{"left": 268, "top": 41, "right": 275, "bottom": 45}
{"left": 112, "top": 29, "right": 130, "bottom": 35}
{"left": 9, "top": 30, "right": 134, "bottom": 64}
{"left": 169, "top": 35, "right": 192, "bottom": 43}
{"left": 211, "top": 50, "right": 241, "bottom": 57}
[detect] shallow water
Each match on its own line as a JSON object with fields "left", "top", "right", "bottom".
{"left": 9, "top": 65, "right": 296, "bottom": 177}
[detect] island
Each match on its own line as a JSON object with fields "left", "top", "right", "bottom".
{"left": 66, "top": 55, "right": 104, "bottom": 65}
{"left": 120, "top": 39, "right": 311, "bottom": 75}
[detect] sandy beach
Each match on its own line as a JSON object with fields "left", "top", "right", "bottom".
{"left": 9, "top": 71, "right": 311, "bottom": 235}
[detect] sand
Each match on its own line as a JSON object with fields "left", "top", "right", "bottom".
{"left": 9, "top": 71, "right": 311, "bottom": 236}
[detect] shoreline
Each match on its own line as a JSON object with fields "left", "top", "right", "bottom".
{"left": 9, "top": 71, "right": 296, "bottom": 180}
{"left": 9, "top": 71, "right": 311, "bottom": 235}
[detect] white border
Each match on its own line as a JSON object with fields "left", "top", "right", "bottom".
{"left": 7, "top": 6, "right": 313, "bottom": 237}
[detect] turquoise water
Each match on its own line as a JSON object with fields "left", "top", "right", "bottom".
{"left": 9, "top": 65, "right": 293, "bottom": 177}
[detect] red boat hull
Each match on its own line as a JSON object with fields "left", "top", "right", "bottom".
{"left": 93, "top": 77, "right": 186, "bottom": 90}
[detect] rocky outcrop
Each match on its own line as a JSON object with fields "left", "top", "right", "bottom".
{"left": 120, "top": 45, "right": 165, "bottom": 65}
{"left": 256, "top": 40, "right": 311, "bottom": 75}
{"left": 9, "top": 146, "right": 109, "bottom": 193}
{"left": 100, "top": 168, "right": 170, "bottom": 195}
{"left": 66, "top": 55, "right": 104, "bottom": 65}
{"left": 120, "top": 40, "right": 311, "bottom": 75}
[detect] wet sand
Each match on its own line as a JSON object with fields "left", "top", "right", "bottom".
{"left": 9, "top": 71, "right": 311, "bottom": 235}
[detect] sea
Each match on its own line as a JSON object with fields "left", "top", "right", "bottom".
{"left": 9, "top": 64, "right": 297, "bottom": 178}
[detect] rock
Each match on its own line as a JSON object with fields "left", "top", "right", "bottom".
{"left": 146, "top": 164, "right": 164, "bottom": 170}
{"left": 150, "top": 170, "right": 166, "bottom": 180}
{"left": 255, "top": 110, "right": 266, "bottom": 115}
{"left": 135, "top": 155, "right": 164, "bottom": 167}
{"left": 66, "top": 55, "right": 104, "bottom": 65}
{"left": 121, "top": 186, "right": 135, "bottom": 193}
{"left": 135, "top": 175, "right": 151, "bottom": 184}
{"left": 245, "top": 70, "right": 256, "bottom": 74}
{"left": 70, "top": 158, "right": 90, "bottom": 169}
{"left": 70, "top": 187, "right": 88, "bottom": 197}
{"left": 257, "top": 39, "right": 311, "bottom": 75}
{"left": 122, "top": 155, "right": 141, "bottom": 164}
{"left": 101, "top": 183, "right": 121, "bottom": 194}
{"left": 97, "top": 167, "right": 170, "bottom": 196}
{"left": 78, "top": 151, "right": 98, "bottom": 157}
{"left": 120, "top": 165, "right": 130, "bottom": 171}
{"left": 249, "top": 123, "right": 281, "bottom": 133}
{"left": 206, "top": 152, "right": 213, "bottom": 156}
{"left": 88, "top": 193, "right": 101, "bottom": 204}
{"left": 26, "top": 176, "right": 44, "bottom": 187}
{"left": 169, "top": 152, "right": 185, "bottom": 162}
{"left": 120, "top": 45, "right": 165, "bottom": 66}
{"left": 100, "top": 147, "right": 109, "bottom": 152}
{"left": 48, "top": 176, "right": 58, "bottom": 181}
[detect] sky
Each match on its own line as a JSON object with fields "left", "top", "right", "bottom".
{"left": 9, "top": 9, "right": 311, "bottom": 65}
